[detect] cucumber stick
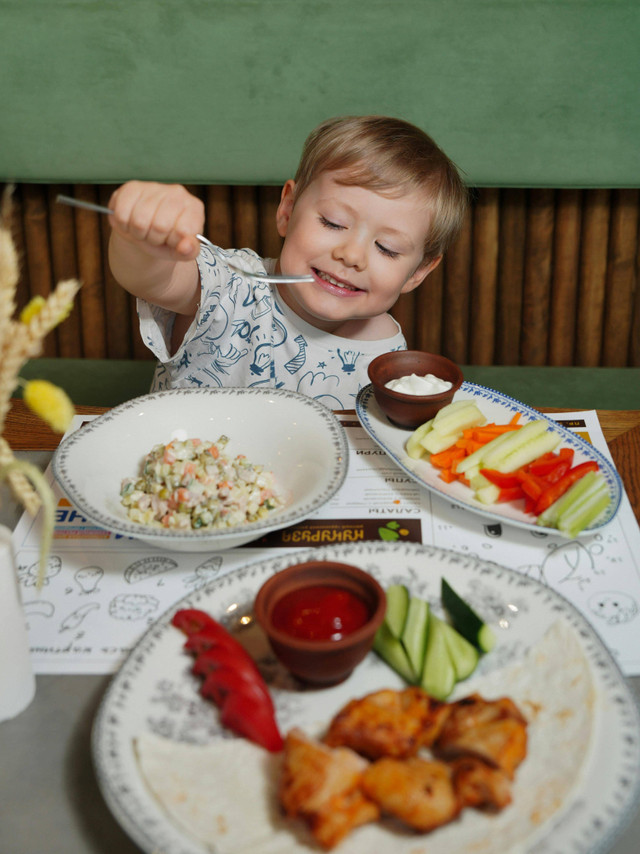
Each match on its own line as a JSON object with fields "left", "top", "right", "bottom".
{"left": 457, "top": 419, "right": 549, "bottom": 475}
{"left": 433, "top": 399, "right": 476, "bottom": 423}
{"left": 383, "top": 584, "right": 410, "bottom": 638}
{"left": 400, "top": 595, "right": 429, "bottom": 676}
{"left": 558, "top": 478, "right": 610, "bottom": 538}
{"left": 494, "top": 428, "right": 561, "bottom": 473}
{"left": 537, "top": 471, "right": 610, "bottom": 537}
{"left": 421, "top": 429, "right": 463, "bottom": 455}
{"left": 441, "top": 619, "right": 480, "bottom": 681}
{"left": 406, "top": 420, "right": 433, "bottom": 459}
{"left": 374, "top": 583, "right": 492, "bottom": 699}
{"left": 373, "top": 623, "right": 416, "bottom": 683}
{"left": 429, "top": 402, "right": 485, "bottom": 438}
{"left": 419, "top": 614, "right": 456, "bottom": 701}
{"left": 441, "top": 578, "right": 496, "bottom": 652}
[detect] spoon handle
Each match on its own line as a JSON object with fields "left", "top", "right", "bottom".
{"left": 56, "top": 194, "right": 114, "bottom": 215}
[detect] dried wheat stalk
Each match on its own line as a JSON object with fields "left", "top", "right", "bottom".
{"left": 0, "top": 187, "right": 80, "bottom": 515}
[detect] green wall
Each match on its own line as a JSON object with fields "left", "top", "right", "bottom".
{"left": 1, "top": 0, "right": 639, "bottom": 187}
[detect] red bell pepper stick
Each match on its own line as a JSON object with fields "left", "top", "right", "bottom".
{"left": 533, "top": 461, "right": 599, "bottom": 515}
{"left": 516, "top": 470, "right": 548, "bottom": 501}
{"left": 497, "top": 486, "right": 525, "bottom": 502}
{"left": 480, "top": 469, "right": 520, "bottom": 488}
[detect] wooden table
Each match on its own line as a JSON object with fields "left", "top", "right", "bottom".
{"left": 2, "top": 397, "right": 640, "bottom": 854}
{"left": 5, "top": 399, "right": 640, "bottom": 523}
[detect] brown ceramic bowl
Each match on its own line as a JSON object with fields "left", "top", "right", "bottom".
{"left": 367, "top": 350, "right": 463, "bottom": 429}
{"left": 253, "top": 560, "right": 386, "bottom": 686}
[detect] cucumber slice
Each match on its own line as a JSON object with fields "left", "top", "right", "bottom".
{"left": 373, "top": 623, "right": 416, "bottom": 683}
{"left": 384, "top": 584, "right": 410, "bottom": 638}
{"left": 441, "top": 578, "right": 496, "bottom": 652}
{"left": 441, "top": 620, "right": 480, "bottom": 681}
{"left": 419, "top": 613, "right": 456, "bottom": 700}
{"left": 400, "top": 596, "right": 429, "bottom": 677}
{"left": 405, "top": 420, "right": 433, "bottom": 459}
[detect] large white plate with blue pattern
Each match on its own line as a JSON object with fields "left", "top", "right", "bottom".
{"left": 91, "top": 542, "right": 640, "bottom": 854}
{"left": 356, "top": 382, "right": 622, "bottom": 538}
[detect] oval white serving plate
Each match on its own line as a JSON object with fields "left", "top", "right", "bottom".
{"left": 53, "top": 387, "right": 348, "bottom": 552}
{"left": 355, "top": 382, "right": 622, "bottom": 537}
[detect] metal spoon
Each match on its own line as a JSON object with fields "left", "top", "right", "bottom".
{"left": 55, "top": 194, "right": 314, "bottom": 284}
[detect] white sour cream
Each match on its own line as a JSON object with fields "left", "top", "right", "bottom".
{"left": 384, "top": 372, "right": 453, "bottom": 396}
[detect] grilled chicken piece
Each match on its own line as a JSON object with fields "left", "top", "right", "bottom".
{"left": 361, "top": 756, "right": 462, "bottom": 832}
{"left": 434, "top": 694, "right": 528, "bottom": 778}
{"left": 280, "top": 728, "right": 379, "bottom": 849}
{"left": 323, "top": 687, "right": 452, "bottom": 760}
{"left": 450, "top": 756, "right": 513, "bottom": 811}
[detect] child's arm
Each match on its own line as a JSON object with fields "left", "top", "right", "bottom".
{"left": 107, "top": 181, "right": 204, "bottom": 318}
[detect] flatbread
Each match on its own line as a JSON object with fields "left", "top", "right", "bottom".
{"left": 135, "top": 619, "right": 595, "bottom": 854}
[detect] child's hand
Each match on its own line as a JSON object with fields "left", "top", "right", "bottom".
{"left": 108, "top": 181, "right": 204, "bottom": 261}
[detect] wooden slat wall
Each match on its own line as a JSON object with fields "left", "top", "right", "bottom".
{"left": 7, "top": 183, "right": 640, "bottom": 367}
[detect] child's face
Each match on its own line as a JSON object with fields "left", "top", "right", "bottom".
{"left": 275, "top": 171, "right": 439, "bottom": 334}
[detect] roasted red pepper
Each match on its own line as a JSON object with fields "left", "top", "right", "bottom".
{"left": 219, "top": 690, "right": 284, "bottom": 753}
{"left": 171, "top": 608, "right": 220, "bottom": 636}
{"left": 192, "top": 645, "right": 262, "bottom": 682}
{"left": 200, "top": 665, "right": 271, "bottom": 706}
{"left": 184, "top": 625, "right": 253, "bottom": 657}
{"left": 172, "top": 608, "right": 283, "bottom": 753}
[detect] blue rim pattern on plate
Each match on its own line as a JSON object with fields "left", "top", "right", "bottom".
{"left": 52, "top": 387, "right": 349, "bottom": 544}
{"left": 355, "top": 381, "right": 622, "bottom": 537}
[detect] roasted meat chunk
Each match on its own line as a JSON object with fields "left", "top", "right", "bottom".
{"left": 433, "top": 693, "right": 528, "bottom": 778}
{"left": 361, "top": 756, "right": 462, "bottom": 832}
{"left": 279, "top": 728, "right": 379, "bottom": 849}
{"left": 323, "top": 687, "right": 451, "bottom": 760}
{"left": 450, "top": 756, "right": 513, "bottom": 811}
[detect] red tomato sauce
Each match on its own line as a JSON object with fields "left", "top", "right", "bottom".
{"left": 271, "top": 585, "right": 370, "bottom": 641}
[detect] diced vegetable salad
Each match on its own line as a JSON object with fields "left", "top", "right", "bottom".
{"left": 120, "top": 436, "right": 284, "bottom": 530}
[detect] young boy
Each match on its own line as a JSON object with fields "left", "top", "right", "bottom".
{"left": 108, "top": 115, "right": 467, "bottom": 410}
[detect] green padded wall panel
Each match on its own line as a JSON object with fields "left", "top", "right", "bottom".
{"left": 1, "top": 0, "right": 639, "bottom": 187}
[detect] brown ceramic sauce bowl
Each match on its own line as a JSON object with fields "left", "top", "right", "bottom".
{"left": 253, "top": 560, "right": 386, "bottom": 686}
{"left": 367, "top": 350, "right": 463, "bottom": 429}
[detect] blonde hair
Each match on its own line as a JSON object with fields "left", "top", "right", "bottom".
{"left": 293, "top": 116, "right": 468, "bottom": 261}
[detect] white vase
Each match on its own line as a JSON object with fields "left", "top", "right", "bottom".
{"left": 0, "top": 524, "right": 36, "bottom": 722}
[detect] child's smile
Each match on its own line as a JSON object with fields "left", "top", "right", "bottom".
{"left": 274, "top": 171, "right": 438, "bottom": 336}
{"left": 312, "top": 267, "right": 362, "bottom": 294}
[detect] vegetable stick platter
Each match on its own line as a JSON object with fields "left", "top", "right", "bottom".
{"left": 355, "top": 382, "right": 623, "bottom": 538}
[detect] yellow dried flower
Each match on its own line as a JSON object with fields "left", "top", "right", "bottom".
{"left": 19, "top": 296, "right": 46, "bottom": 324}
{"left": 23, "top": 380, "right": 75, "bottom": 433}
